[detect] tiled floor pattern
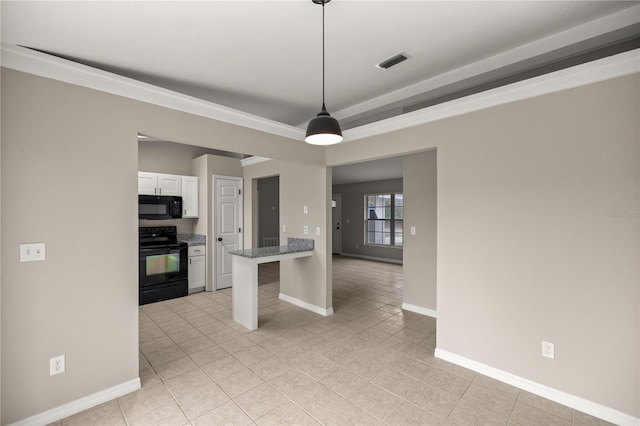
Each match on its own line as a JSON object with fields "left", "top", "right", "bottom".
{"left": 57, "top": 257, "right": 612, "bottom": 426}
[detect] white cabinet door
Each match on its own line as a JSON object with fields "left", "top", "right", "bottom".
{"left": 188, "top": 254, "right": 206, "bottom": 291}
{"left": 157, "top": 174, "right": 181, "bottom": 196}
{"left": 182, "top": 176, "right": 199, "bottom": 218}
{"left": 138, "top": 172, "right": 158, "bottom": 195}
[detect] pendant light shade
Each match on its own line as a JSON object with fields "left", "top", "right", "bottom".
{"left": 305, "top": 0, "right": 343, "bottom": 145}
{"left": 305, "top": 103, "right": 343, "bottom": 145}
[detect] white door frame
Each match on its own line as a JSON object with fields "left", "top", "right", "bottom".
{"left": 332, "top": 193, "right": 342, "bottom": 254}
{"left": 212, "top": 175, "right": 244, "bottom": 290}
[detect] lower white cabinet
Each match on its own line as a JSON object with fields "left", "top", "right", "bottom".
{"left": 188, "top": 245, "right": 206, "bottom": 293}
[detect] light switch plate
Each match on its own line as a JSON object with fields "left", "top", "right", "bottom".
{"left": 316, "top": 227, "right": 321, "bottom": 235}
{"left": 20, "top": 243, "right": 46, "bottom": 262}
{"left": 303, "top": 205, "right": 309, "bottom": 215}
{"left": 410, "top": 226, "right": 416, "bottom": 235}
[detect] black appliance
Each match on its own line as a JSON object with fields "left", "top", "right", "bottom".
{"left": 139, "top": 226, "right": 188, "bottom": 305}
{"left": 139, "top": 195, "right": 183, "bottom": 220}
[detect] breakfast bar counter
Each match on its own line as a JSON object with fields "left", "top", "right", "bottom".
{"left": 228, "top": 238, "right": 314, "bottom": 330}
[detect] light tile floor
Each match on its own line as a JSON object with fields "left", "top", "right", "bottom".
{"left": 57, "top": 256, "right": 612, "bottom": 426}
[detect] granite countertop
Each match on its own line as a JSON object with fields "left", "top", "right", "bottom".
{"left": 178, "top": 233, "right": 206, "bottom": 246}
{"left": 229, "top": 238, "right": 314, "bottom": 259}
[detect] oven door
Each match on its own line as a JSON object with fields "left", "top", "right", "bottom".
{"left": 139, "top": 244, "right": 188, "bottom": 287}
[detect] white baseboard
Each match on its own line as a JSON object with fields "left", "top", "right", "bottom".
{"left": 402, "top": 303, "right": 437, "bottom": 318}
{"left": 434, "top": 349, "right": 639, "bottom": 426}
{"left": 10, "top": 378, "right": 141, "bottom": 426}
{"left": 279, "top": 293, "right": 334, "bottom": 316}
{"left": 337, "top": 252, "right": 403, "bottom": 265}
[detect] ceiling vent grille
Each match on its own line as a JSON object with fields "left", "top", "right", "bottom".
{"left": 376, "top": 52, "right": 409, "bottom": 70}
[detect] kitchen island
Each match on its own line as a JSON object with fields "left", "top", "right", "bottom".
{"left": 228, "top": 238, "right": 314, "bottom": 330}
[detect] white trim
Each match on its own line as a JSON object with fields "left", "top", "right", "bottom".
{"left": 241, "top": 156, "right": 271, "bottom": 167}
{"left": 402, "top": 303, "right": 437, "bottom": 318}
{"left": 338, "top": 252, "right": 403, "bottom": 265}
{"left": 342, "top": 49, "right": 640, "bottom": 143}
{"left": 0, "top": 43, "right": 304, "bottom": 141}
{"left": 2, "top": 45, "right": 638, "bottom": 146}
{"left": 434, "top": 349, "right": 639, "bottom": 426}
{"left": 9, "top": 378, "right": 141, "bottom": 426}
{"left": 279, "top": 293, "right": 334, "bottom": 317}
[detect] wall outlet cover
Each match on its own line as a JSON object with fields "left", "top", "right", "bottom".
{"left": 20, "top": 242, "right": 46, "bottom": 262}
{"left": 50, "top": 355, "right": 65, "bottom": 376}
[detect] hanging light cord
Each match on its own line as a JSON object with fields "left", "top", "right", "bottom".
{"left": 322, "top": 0, "right": 326, "bottom": 107}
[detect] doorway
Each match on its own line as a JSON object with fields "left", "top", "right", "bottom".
{"left": 257, "top": 176, "right": 280, "bottom": 247}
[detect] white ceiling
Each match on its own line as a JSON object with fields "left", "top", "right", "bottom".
{"left": 2, "top": 1, "right": 638, "bottom": 183}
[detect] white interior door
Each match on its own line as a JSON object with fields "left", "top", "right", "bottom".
{"left": 332, "top": 194, "right": 342, "bottom": 254}
{"left": 214, "top": 176, "right": 243, "bottom": 290}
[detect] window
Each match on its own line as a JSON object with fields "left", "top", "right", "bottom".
{"left": 365, "top": 193, "right": 403, "bottom": 247}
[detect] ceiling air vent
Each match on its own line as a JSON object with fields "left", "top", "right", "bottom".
{"left": 376, "top": 52, "right": 410, "bottom": 70}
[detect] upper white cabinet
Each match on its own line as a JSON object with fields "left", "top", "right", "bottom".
{"left": 138, "top": 172, "right": 199, "bottom": 218}
{"left": 182, "top": 176, "right": 199, "bottom": 218}
{"left": 157, "top": 174, "right": 182, "bottom": 196}
{"left": 137, "top": 172, "right": 182, "bottom": 196}
{"left": 137, "top": 172, "right": 158, "bottom": 195}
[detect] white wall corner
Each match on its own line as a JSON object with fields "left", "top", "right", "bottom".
{"left": 9, "top": 378, "right": 141, "bottom": 426}
{"left": 279, "top": 293, "right": 333, "bottom": 316}
{"left": 402, "top": 303, "right": 437, "bottom": 318}
{"left": 434, "top": 349, "right": 639, "bottom": 426}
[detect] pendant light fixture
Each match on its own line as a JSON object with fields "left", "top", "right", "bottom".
{"left": 305, "top": 0, "right": 343, "bottom": 145}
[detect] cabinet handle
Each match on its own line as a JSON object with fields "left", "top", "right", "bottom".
{"left": 189, "top": 259, "right": 192, "bottom": 264}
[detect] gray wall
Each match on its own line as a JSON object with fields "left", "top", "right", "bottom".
{"left": 138, "top": 139, "right": 225, "bottom": 176}
{"left": 257, "top": 176, "right": 280, "bottom": 247}
{"left": 327, "top": 74, "right": 639, "bottom": 418}
{"left": 0, "top": 68, "right": 324, "bottom": 424}
{"left": 1, "top": 70, "right": 139, "bottom": 423}
{"left": 332, "top": 178, "right": 403, "bottom": 262}
{"left": 403, "top": 151, "right": 437, "bottom": 312}
{"left": 243, "top": 160, "right": 332, "bottom": 311}
{"left": 193, "top": 154, "right": 243, "bottom": 290}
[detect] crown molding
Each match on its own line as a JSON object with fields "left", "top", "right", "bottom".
{"left": 342, "top": 48, "right": 640, "bottom": 143}
{"left": 241, "top": 156, "right": 271, "bottom": 167}
{"left": 0, "top": 43, "right": 305, "bottom": 141}
{"left": 2, "top": 44, "right": 638, "bottom": 147}
{"left": 329, "top": 4, "right": 640, "bottom": 124}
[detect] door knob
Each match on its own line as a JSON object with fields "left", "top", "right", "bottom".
{"left": 217, "top": 237, "right": 223, "bottom": 242}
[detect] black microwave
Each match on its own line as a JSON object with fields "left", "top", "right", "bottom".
{"left": 139, "top": 195, "right": 183, "bottom": 220}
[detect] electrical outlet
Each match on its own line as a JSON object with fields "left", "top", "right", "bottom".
{"left": 20, "top": 242, "right": 46, "bottom": 262}
{"left": 542, "top": 341, "right": 554, "bottom": 359}
{"left": 303, "top": 226, "right": 309, "bottom": 235}
{"left": 50, "top": 355, "right": 65, "bottom": 376}
{"left": 316, "top": 226, "right": 321, "bottom": 236}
